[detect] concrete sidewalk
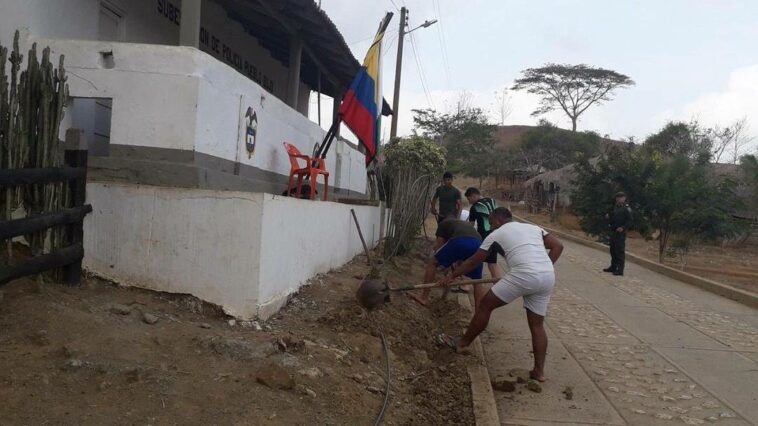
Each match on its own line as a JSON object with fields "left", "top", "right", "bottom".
{"left": 481, "top": 239, "right": 758, "bottom": 426}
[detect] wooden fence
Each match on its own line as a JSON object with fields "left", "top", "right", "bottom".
{"left": 0, "top": 149, "right": 90, "bottom": 285}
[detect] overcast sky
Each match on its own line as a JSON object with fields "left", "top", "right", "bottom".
{"left": 310, "top": 0, "right": 758, "bottom": 149}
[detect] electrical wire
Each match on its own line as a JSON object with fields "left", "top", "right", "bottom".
{"left": 408, "top": 31, "right": 435, "bottom": 110}
{"left": 432, "top": 0, "right": 452, "bottom": 85}
{"left": 373, "top": 327, "right": 391, "bottom": 426}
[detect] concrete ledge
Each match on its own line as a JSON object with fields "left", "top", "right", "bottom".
{"left": 515, "top": 215, "right": 758, "bottom": 309}
{"left": 456, "top": 294, "right": 500, "bottom": 426}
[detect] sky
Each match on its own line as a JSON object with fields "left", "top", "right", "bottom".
{"left": 310, "top": 0, "right": 758, "bottom": 151}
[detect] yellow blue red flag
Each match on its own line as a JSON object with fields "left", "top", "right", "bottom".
{"left": 339, "top": 12, "right": 393, "bottom": 165}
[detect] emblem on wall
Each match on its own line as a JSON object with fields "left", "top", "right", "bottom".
{"left": 245, "top": 107, "right": 258, "bottom": 159}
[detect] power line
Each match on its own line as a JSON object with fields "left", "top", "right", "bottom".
{"left": 433, "top": 0, "right": 452, "bottom": 84}
{"left": 408, "top": 30, "right": 435, "bottom": 110}
{"left": 388, "top": 0, "right": 400, "bottom": 12}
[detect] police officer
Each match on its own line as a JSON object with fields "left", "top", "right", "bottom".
{"left": 603, "top": 192, "right": 632, "bottom": 276}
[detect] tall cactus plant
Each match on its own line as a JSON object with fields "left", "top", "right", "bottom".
{"left": 1, "top": 31, "right": 69, "bottom": 260}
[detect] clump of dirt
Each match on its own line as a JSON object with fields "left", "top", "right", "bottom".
{"left": 0, "top": 242, "right": 474, "bottom": 425}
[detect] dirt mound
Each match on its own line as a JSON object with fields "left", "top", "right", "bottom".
{"left": 0, "top": 243, "right": 474, "bottom": 425}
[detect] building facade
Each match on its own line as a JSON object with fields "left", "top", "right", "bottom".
{"left": 1, "top": 0, "right": 368, "bottom": 195}
{"left": 1, "top": 0, "right": 384, "bottom": 318}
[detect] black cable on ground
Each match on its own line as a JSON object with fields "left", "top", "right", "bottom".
{"left": 374, "top": 328, "right": 391, "bottom": 426}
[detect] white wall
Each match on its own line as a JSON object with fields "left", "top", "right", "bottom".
{"left": 36, "top": 37, "right": 367, "bottom": 193}
{"left": 257, "top": 195, "right": 381, "bottom": 317}
{"left": 84, "top": 183, "right": 382, "bottom": 319}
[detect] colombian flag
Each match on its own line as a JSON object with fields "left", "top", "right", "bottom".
{"left": 339, "top": 12, "right": 393, "bottom": 165}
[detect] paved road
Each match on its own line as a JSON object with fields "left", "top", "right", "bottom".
{"left": 481, "top": 239, "right": 758, "bottom": 426}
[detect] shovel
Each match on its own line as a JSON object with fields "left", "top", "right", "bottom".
{"left": 356, "top": 277, "right": 499, "bottom": 311}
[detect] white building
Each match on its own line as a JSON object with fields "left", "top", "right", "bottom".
{"left": 1, "top": 0, "right": 384, "bottom": 318}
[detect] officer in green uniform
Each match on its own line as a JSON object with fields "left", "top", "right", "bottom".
{"left": 431, "top": 171, "right": 461, "bottom": 224}
{"left": 604, "top": 192, "right": 633, "bottom": 276}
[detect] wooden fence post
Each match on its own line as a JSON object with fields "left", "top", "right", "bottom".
{"left": 63, "top": 149, "right": 88, "bottom": 285}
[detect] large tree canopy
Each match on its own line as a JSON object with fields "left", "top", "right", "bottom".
{"left": 572, "top": 122, "right": 744, "bottom": 264}
{"left": 512, "top": 63, "right": 634, "bottom": 131}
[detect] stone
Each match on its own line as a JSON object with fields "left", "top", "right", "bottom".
{"left": 65, "top": 358, "right": 84, "bottom": 369}
{"left": 271, "top": 353, "right": 300, "bottom": 369}
{"left": 109, "top": 304, "right": 132, "bottom": 315}
{"left": 438, "top": 366, "right": 447, "bottom": 373}
{"left": 526, "top": 379, "right": 542, "bottom": 393}
{"left": 200, "top": 323, "right": 211, "bottom": 329}
{"left": 228, "top": 319, "right": 237, "bottom": 327}
{"left": 491, "top": 378, "right": 516, "bottom": 393}
{"left": 680, "top": 416, "right": 705, "bottom": 425}
{"left": 255, "top": 363, "right": 294, "bottom": 390}
{"left": 412, "top": 349, "right": 430, "bottom": 366}
{"left": 654, "top": 413, "right": 674, "bottom": 420}
{"left": 205, "top": 336, "right": 275, "bottom": 361}
{"left": 661, "top": 395, "right": 676, "bottom": 402}
{"left": 718, "top": 412, "right": 736, "bottom": 418}
{"left": 562, "top": 386, "right": 574, "bottom": 400}
{"left": 366, "top": 386, "right": 383, "bottom": 394}
{"left": 142, "top": 312, "right": 159, "bottom": 325}
{"left": 295, "top": 384, "right": 317, "bottom": 398}
{"left": 608, "top": 386, "right": 620, "bottom": 393}
{"left": 508, "top": 368, "right": 530, "bottom": 384}
{"left": 298, "top": 367, "right": 323, "bottom": 379}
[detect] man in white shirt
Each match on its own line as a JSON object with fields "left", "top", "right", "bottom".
{"left": 439, "top": 207, "right": 564, "bottom": 382}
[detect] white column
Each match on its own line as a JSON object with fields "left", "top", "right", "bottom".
{"left": 180, "top": 0, "right": 202, "bottom": 48}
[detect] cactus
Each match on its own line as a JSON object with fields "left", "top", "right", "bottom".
{"left": 1, "top": 31, "right": 69, "bottom": 261}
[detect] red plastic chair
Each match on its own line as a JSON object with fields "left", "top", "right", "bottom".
{"left": 283, "top": 142, "right": 329, "bottom": 201}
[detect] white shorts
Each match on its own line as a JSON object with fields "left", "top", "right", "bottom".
{"left": 490, "top": 271, "right": 555, "bottom": 317}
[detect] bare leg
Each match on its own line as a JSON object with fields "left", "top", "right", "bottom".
{"left": 487, "top": 262, "right": 503, "bottom": 280}
{"left": 526, "top": 308, "right": 548, "bottom": 382}
{"left": 458, "top": 291, "right": 506, "bottom": 349}
{"left": 416, "top": 260, "right": 438, "bottom": 305}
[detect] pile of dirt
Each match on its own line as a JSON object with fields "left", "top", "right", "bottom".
{"left": 0, "top": 242, "right": 475, "bottom": 425}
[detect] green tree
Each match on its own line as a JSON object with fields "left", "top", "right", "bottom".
{"left": 512, "top": 63, "right": 634, "bottom": 131}
{"left": 412, "top": 107, "right": 495, "bottom": 182}
{"left": 573, "top": 122, "right": 743, "bottom": 264}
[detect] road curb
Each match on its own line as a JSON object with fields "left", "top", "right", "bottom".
{"left": 456, "top": 293, "right": 500, "bottom": 426}
{"left": 515, "top": 215, "right": 758, "bottom": 309}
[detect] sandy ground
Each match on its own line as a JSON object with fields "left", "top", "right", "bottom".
{"left": 0, "top": 240, "right": 475, "bottom": 426}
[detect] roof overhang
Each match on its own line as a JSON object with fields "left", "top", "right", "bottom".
{"left": 212, "top": 0, "right": 360, "bottom": 98}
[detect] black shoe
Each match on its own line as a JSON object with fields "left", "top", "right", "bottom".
{"left": 603, "top": 267, "right": 616, "bottom": 273}
{"left": 613, "top": 270, "right": 624, "bottom": 276}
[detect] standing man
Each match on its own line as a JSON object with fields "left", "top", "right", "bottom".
{"left": 431, "top": 172, "right": 461, "bottom": 224}
{"left": 438, "top": 208, "right": 564, "bottom": 382}
{"left": 465, "top": 187, "right": 502, "bottom": 303}
{"left": 603, "top": 192, "right": 632, "bottom": 276}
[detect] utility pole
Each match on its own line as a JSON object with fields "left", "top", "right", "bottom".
{"left": 389, "top": 9, "right": 436, "bottom": 140}
{"left": 389, "top": 6, "right": 407, "bottom": 141}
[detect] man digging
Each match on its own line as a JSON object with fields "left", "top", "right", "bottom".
{"left": 410, "top": 217, "right": 484, "bottom": 307}
{"left": 438, "top": 208, "right": 564, "bottom": 382}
